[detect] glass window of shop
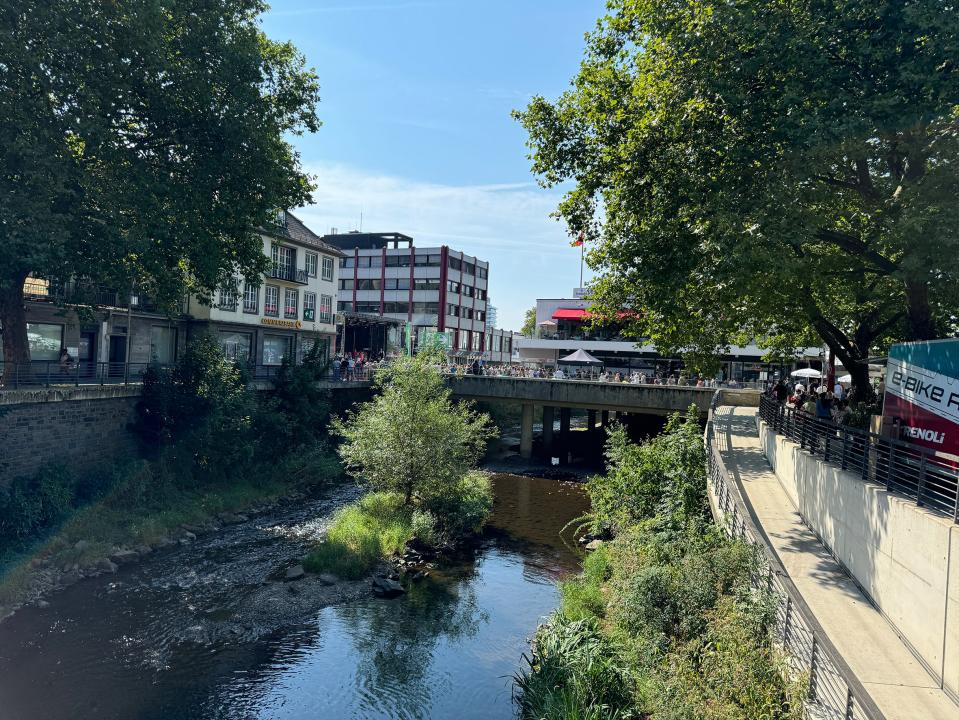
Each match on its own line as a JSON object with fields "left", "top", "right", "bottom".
{"left": 219, "top": 331, "right": 252, "bottom": 362}
{"left": 150, "top": 326, "right": 177, "bottom": 364}
{"left": 10, "top": 323, "right": 64, "bottom": 361}
{"left": 460, "top": 330, "right": 470, "bottom": 351}
{"left": 262, "top": 335, "right": 291, "bottom": 365}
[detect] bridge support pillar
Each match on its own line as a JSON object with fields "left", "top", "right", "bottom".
{"left": 560, "top": 407, "right": 571, "bottom": 440}
{"left": 542, "top": 406, "right": 555, "bottom": 453}
{"left": 601, "top": 410, "right": 609, "bottom": 427}
{"left": 587, "top": 409, "right": 597, "bottom": 432}
{"left": 520, "top": 403, "right": 534, "bottom": 459}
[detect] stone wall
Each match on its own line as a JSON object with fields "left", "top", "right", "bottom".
{"left": 0, "top": 386, "right": 141, "bottom": 484}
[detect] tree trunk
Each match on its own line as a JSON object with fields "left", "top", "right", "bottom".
{"left": 0, "top": 273, "right": 30, "bottom": 387}
{"left": 905, "top": 279, "right": 937, "bottom": 341}
{"left": 843, "top": 359, "right": 875, "bottom": 406}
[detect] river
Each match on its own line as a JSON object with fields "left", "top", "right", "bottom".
{"left": 0, "top": 474, "right": 588, "bottom": 720}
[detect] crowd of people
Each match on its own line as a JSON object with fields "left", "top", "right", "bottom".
{"left": 440, "top": 361, "right": 724, "bottom": 387}
{"left": 769, "top": 378, "right": 853, "bottom": 424}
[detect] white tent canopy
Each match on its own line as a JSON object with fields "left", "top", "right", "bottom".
{"left": 558, "top": 349, "right": 603, "bottom": 365}
{"left": 790, "top": 368, "right": 822, "bottom": 379}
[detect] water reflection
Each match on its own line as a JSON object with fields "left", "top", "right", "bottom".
{"left": 0, "top": 475, "right": 587, "bottom": 720}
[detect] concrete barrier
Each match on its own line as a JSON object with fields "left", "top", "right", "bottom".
{"left": 758, "top": 417, "right": 959, "bottom": 698}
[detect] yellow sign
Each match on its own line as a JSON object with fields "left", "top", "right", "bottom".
{"left": 260, "top": 318, "right": 302, "bottom": 329}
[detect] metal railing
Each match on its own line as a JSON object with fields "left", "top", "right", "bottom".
{"left": 758, "top": 395, "right": 959, "bottom": 521}
{"left": 0, "top": 361, "right": 377, "bottom": 389}
{"left": 706, "top": 399, "right": 884, "bottom": 720}
{"left": 267, "top": 265, "right": 309, "bottom": 284}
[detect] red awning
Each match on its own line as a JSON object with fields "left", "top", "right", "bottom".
{"left": 552, "top": 308, "right": 589, "bottom": 320}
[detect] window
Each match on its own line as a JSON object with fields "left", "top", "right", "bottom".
{"left": 412, "top": 302, "right": 438, "bottom": 314}
{"left": 357, "top": 278, "right": 381, "bottom": 291}
{"left": 414, "top": 278, "right": 440, "bottom": 291}
{"left": 463, "top": 263, "right": 475, "bottom": 276}
{"left": 218, "top": 285, "right": 237, "bottom": 311}
{"left": 447, "top": 304, "right": 460, "bottom": 317}
{"left": 463, "top": 308, "right": 474, "bottom": 320}
{"left": 340, "top": 256, "right": 355, "bottom": 269}
{"left": 447, "top": 280, "right": 460, "bottom": 294}
{"left": 414, "top": 254, "right": 441, "bottom": 267}
{"left": 219, "top": 331, "right": 252, "bottom": 362}
{"left": 303, "top": 292, "right": 316, "bottom": 322}
{"left": 339, "top": 278, "right": 354, "bottom": 291}
{"left": 272, "top": 244, "right": 296, "bottom": 278}
{"left": 243, "top": 281, "right": 259, "bottom": 314}
{"left": 262, "top": 335, "right": 291, "bottom": 366}
{"left": 386, "top": 254, "right": 411, "bottom": 267}
{"left": 384, "top": 277, "right": 410, "bottom": 291}
{"left": 264, "top": 285, "right": 279, "bottom": 316}
{"left": 383, "top": 301, "right": 409, "bottom": 314}
{"left": 322, "top": 256, "right": 334, "bottom": 281}
{"left": 150, "top": 326, "right": 176, "bottom": 364}
{"left": 448, "top": 257, "right": 462, "bottom": 272}
{"left": 320, "top": 294, "right": 333, "bottom": 324}
{"left": 486, "top": 333, "right": 493, "bottom": 351}
{"left": 355, "top": 302, "right": 380, "bottom": 314}
{"left": 284, "top": 288, "right": 298, "bottom": 318}
{"left": 305, "top": 252, "right": 319, "bottom": 278}
{"left": 462, "top": 285, "right": 474, "bottom": 298}
{"left": 338, "top": 301, "right": 354, "bottom": 313}
{"left": 368, "top": 255, "right": 382, "bottom": 268}
{"left": 477, "top": 267, "right": 488, "bottom": 279}
{"left": 476, "top": 310, "right": 486, "bottom": 322}
{"left": 460, "top": 330, "right": 470, "bottom": 350}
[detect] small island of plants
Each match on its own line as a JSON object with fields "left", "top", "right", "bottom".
{"left": 304, "top": 354, "right": 498, "bottom": 580}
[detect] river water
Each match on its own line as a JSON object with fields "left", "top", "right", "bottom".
{"left": 0, "top": 474, "right": 587, "bottom": 720}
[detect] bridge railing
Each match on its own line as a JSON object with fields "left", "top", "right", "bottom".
{"left": 758, "top": 395, "right": 959, "bottom": 522}
{"left": 706, "top": 397, "right": 884, "bottom": 720}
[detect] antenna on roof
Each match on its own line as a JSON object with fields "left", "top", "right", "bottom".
{"left": 360, "top": 210, "right": 363, "bottom": 233}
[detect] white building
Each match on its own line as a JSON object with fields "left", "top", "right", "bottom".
{"left": 190, "top": 211, "right": 344, "bottom": 367}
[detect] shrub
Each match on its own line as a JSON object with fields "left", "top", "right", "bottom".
{"left": 420, "top": 471, "right": 494, "bottom": 538}
{"left": 411, "top": 509, "right": 440, "bottom": 546}
{"left": 515, "top": 616, "right": 633, "bottom": 720}
{"left": 303, "top": 491, "right": 413, "bottom": 579}
{"left": 0, "top": 465, "right": 75, "bottom": 547}
{"left": 560, "top": 544, "right": 610, "bottom": 621}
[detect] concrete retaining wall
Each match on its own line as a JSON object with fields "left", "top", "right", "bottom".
{"left": 758, "top": 418, "right": 959, "bottom": 697}
{"left": 0, "top": 387, "right": 141, "bottom": 484}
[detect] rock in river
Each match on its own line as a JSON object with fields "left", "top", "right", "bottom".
{"left": 284, "top": 565, "right": 306, "bottom": 582}
{"left": 371, "top": 576, "right": 405, "bottom": 598}
{"left": 318, "top": 573, "right": 339, "bottom": 586}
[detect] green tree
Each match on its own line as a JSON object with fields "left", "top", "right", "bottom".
{"left": 332, "top": 355, "right": 497, "bottom": 505}
{"left": 0, "top": 0, "right": 321, "bottom": 379}
{"left": 521, "top": 307, "right": 537, "bottom": 337}
{"left": 516, "top": 0, "right": 959, "bottom": 399}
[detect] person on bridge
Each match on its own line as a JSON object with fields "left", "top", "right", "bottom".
{"left": 774, "top": 380, "right": 788, "bottom": 404}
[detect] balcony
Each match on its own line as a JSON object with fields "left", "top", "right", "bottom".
{"left": 267, "top": 265, "right": 309, "bottom": 285}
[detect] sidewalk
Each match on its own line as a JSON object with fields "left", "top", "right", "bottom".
{"left": 714, "top": 405, "right": 958, "bottom": 720}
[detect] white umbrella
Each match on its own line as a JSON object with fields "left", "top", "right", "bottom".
{"left": 558, "top": 349, "right": 603, "bottom": 365}
{"left": 791, "top": 368, "right": 822, "bottom": 379}
{"left": 838, "top": 374, "right": 852, "bottom": 383}
{"left": 538, "top": 320, "right": 557, "bottom": 327}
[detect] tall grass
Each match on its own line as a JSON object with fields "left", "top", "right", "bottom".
{"left": 303, "top": 492, "right": 413, "bottom": 579}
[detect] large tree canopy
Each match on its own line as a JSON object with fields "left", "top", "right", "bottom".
{"left": 517, "top": 0, "right": 959, "bottom": 398}
{"left": 0, "top": 0, "right": 321, "bottom": 373}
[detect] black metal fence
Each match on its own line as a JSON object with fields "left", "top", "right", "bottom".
{"left": 0, "top": 361, "right": 381, "bottom": 389}
{"left": 759, "top": 395, "right": 959, "bottom": 521}
{"left": 706, "top": 403, "right": 884, "bottom": 720}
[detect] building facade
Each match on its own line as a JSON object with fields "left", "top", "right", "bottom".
{"left": 190, "top": 211, "right": 343, "bottom": 366}
{"left": 4, "top": 211, "right": 340, "bottom": 375}
{"left": 517, "top": 290, "right": 821, "bottom": 383}
{"left": 324, "top": 232, "right": 490, "bottom": 357}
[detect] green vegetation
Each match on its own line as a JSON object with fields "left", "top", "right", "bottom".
{"left": 516, "top": 0, "right": 959, "bottom": 394}
{"left": 516, "top": 411, "right": 803, "bottom": 719}
{"left": 521, "top": 307, "right": 537, "bottom": 337}
{"left": 1, "top": 0, "right": 320, "bottom": 380}
{"left": 307, "top": 356, "right": 496, "bottom": 577}
{"left": 0, "top": 338, "right": 342, "bottom": 608}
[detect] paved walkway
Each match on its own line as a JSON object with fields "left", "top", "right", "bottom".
{"left": 714, "top": 405, "right": 958, "bottom": 720}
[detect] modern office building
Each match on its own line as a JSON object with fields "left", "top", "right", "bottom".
{"left": 486, "top": 305, "right": 498, "bottom": 329}
{"left": 191, "top": 211, "right": 343, "bottom": 366}
{"left": 323, "top": 231, "right": 490, "bottom": 357}
{"left": 516, "top": 290, "right": 821, "bottom": 383}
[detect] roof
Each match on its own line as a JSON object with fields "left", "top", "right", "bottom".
{"left": 322, "top": 231, "right": 414, "bottom": 250}
{"left": 558, "top": 348, "right": 603, "bottom": 364}
{"left": 262, "top": 211, "right": 346, "bottom": 257}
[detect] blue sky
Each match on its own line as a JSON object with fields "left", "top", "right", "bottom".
{"left": 261, "top": 0, "right": 606, "bottom": 330}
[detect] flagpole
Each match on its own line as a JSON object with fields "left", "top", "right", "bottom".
{"left": 579, "top": 241, "right": 584, "bottom": 288}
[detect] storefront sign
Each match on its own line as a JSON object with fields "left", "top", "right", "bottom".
{"left": 260, "top": 318, "right": 301, "bottom": 329}
{"left": 882, "top": 339, "right": 959, "bottom": 456}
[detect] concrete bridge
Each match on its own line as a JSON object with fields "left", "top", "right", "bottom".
{"left": 445, "top": 376, "right": 757, "bottom": 458}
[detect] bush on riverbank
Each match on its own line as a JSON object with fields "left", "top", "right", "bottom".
{"left": 516, "top": 410, "right": 803, "bottom": 720}
{"left": 304, "top": 472, "right": 494, "bottom": 579}
{"left": 0, "top": 338, "right": 343, "bottom": 609}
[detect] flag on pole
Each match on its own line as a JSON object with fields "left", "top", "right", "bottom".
{"left": 571, "top": 230, "right": 585, "bottom": 247}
